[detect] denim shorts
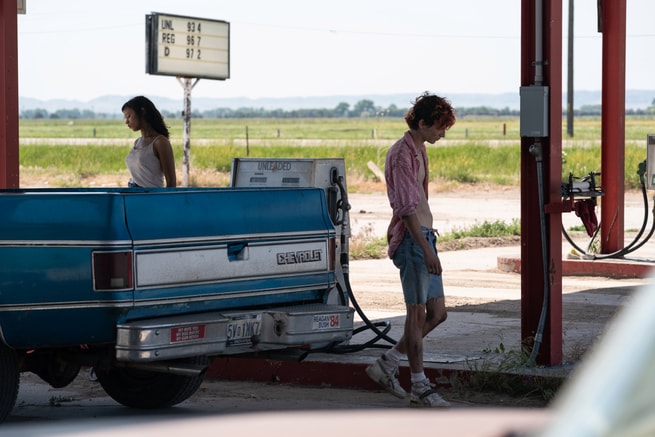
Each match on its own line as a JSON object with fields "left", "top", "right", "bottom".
{"left": 392, "top": 226, "right": 445, "bottom": 305}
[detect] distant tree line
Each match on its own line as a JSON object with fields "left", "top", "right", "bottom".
{"left": 18, "top": 98, "right": 655, "bottom": 120}
{"left": 20, "top": 108, "right": 117, "bottom": 119}
{"left": 20, "top": 99, "right": 520, "bottom": 120}
{"left": 575, "top": 105, "right": 655, "bottom": 116}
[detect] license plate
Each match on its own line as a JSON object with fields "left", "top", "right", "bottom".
{"left": 226, "top": 314, "right": 262, "bottom": 346}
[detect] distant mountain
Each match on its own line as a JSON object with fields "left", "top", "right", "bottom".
{"left": 18, "top": 90, "right": 655, "bottom": 115}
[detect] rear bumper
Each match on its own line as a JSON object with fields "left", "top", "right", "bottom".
{"left": 115, "top": 304, "right": 354, "bottom": 362}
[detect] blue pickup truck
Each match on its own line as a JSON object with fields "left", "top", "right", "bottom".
{"left": 0, "top": 170, "right": 354, "bottom": 422}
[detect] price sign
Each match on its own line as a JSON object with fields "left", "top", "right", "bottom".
{"left": 146, "top": 12, "right": 229, "bottom": 80}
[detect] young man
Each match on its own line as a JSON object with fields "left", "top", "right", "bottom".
{"left": 366, "top": 92, "right": 456, "bottom": 408}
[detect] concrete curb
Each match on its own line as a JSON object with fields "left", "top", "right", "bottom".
{"left": 206, "top": 356, "right": 566, "bottom": 395}
{"left": 497, "top": 255, "right": 655, "bottom": 279}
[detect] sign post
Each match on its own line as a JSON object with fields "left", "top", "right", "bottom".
{"left": 177, "top": 77, "right": 199, "bottom": 187}
{"left": 146, "top": 12, "right": 230, "bottom": 186}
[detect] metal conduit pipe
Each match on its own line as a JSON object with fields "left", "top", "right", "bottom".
{"left": 528, "top": 141, "right": 550, "bottom": 366}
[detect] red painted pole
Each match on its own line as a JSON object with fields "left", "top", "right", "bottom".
{"left": 599, "top": 0, "right": 626, "bottom": 254}
{"left": 543, "top": 0, "right": 563, "bottom": 366}
{"left": 0, "top": 0, "right": 20, "bottom": 188}
{"left": 520, "top": 0, "right": 563, "bottom": 366}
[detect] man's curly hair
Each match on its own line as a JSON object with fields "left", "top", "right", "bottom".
{"left": 404, "top": 92, "right": 456, "bottom": 131}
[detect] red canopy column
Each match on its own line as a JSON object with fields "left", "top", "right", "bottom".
{"left": 599, "top": 0, "right": 626, "bottom": 254}
{"left": 0, "top": 0, "right": 20, "bottom": 188}
{"left": 520, "top": 0, "right": 563, "bottom": 366}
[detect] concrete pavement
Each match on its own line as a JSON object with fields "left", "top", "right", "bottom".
{"left": 207, "top": 241, "right": 654, "bottom": 394}
{"left": 207, "top": 189, "right": 655, "bottom": 394}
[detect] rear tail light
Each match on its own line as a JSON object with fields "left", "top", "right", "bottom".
{"left": 328, "top": 237, "right": 336, "bottom": 271}
{"left": 93, "top": 251, "right": 133, "bottom": 291}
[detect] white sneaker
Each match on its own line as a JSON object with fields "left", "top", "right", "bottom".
{"left": 410, "top": 379, "right": 451, "bottom": 408}
{"left": 365, "top": 356, "right": 407, "bottom": 399}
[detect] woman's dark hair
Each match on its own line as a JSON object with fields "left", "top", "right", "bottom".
{"left": 404, "top": 92, "right": 456, "bottom": 131}
{"left": 122, "top": 96, "right": 170, "bottom": 138}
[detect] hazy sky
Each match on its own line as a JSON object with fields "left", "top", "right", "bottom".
{"left": 16, "top": 0, "right": 655, "bottom": 102}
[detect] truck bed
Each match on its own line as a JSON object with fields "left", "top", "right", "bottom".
{"left": 0, "top": 187, "right": 340, "bottom": 350}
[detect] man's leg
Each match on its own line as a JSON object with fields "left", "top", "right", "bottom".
{"left": 364, "top": 303, "right": 421, "bottom": 399}
{"left": 365, "top": 303, "right": 425, "bottom": 399}
{"left": 404, "top": 303, "right": 426, "bottom": 373}
{"left": 404, "top": 302, "right": 450, "bottom": 407}
{"left": 423, "top": 297, "right": 447, "bottom": 337}
{"left": 392, "top": 296, "right": 446, "bottom": 357}
{"left": 367, "top": 231, "right": 435, "bottom": 399}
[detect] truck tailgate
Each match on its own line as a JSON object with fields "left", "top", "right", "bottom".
{"left": 122, "top": 187, "right": 337, "bottom": 319}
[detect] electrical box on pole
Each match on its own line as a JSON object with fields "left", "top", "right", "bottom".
{"left": 146, "top": 12, "right": 230, "bottom": 186}
{"left": 520, "top": 85, "right": 549, "bottom": 138}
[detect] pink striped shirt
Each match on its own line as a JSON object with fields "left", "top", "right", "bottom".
{"left": 385, "top": 131, "right": 430, "bottom": 258}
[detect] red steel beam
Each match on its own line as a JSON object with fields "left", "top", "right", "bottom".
{"left": 0, "top": 0, "right": 19, "bottom": 188}
{"left": 520, "top": 0, "right": 563, "bottom": 366}
{"left": 600, "top": 0, "right": 626, "bottom": 254}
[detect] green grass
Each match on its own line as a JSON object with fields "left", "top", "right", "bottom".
{"left": 20, "top": 145, "right": 129, "bottom": 174}
{"left": 18, "top": 117, "right": 408, "bottom": 140}
{"left": 19, "top": 114, "right": 655, "bottom": 140}
{"left": 17, "top": 115, "right": 655, "bottom": 188}
{"left": 464, "top": 341, "right": 562, "bottom": 401}
{"left": 432, "top": 145, "right": 521, "bottom": 185}
{"left": 349, "top": 224, "right": 388, "bottom": 260}
{"left": 348, "top": 219, "right": 521, "bottom": 260}
{"left": 439, "top": 219, "right": 521, "bottom": 242}
{"left": 17, "top": 141, "right": 649, "bottom": 189}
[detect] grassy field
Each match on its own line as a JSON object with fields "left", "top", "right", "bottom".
{"left": 18, "top": 115, "right": 655, "bottom": 189}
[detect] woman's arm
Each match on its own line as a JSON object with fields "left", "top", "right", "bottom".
{"left": 153, "top": 137, "right": 177, "bottom": 187}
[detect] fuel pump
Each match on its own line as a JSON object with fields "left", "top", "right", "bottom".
{"left": 230, "top": 158, "right": 397, "bottom": 353}
{"left": 230, "top": 158, "right": 351, "bottom": 306}
{"left": 560, "top": 171, "right": 604, "bottom": 246}
{"left": 561, "top": 138, "right": 655, "bottom": 260}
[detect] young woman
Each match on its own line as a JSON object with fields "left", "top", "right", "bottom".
{"left": 122, "top": 96, "right": 176, "bottom": 187}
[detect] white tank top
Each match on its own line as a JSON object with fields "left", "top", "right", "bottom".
{"left": 125, "top": 136, "right": 165, "bottom": 187}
